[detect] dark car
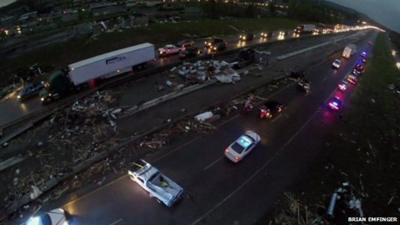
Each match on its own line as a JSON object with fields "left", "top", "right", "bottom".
{"left": 18, "top": 82, "right": 44, "bottom": 101}
{"left": 354, "top": 63, "right": 365, "bottom": 73}
{"left": 259, "top": 100, "right": 284, "bottom": 119}
{"left": 204, "top": 38, "right": 226, "bottom": 52}
{"left": 179, "top": 46, "right": 199, "bottom": 59}
{"left": 177, "top": 40, "right": 194, "bottom": 50}
{"left": 239, "top": 33, "right": 254, "bottom": 42}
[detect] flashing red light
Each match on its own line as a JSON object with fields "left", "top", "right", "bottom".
{"left": 328, "top": 101, "right": 340, "bottom": 110}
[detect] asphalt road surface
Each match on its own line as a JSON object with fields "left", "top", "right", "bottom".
{"left": 0, "top": 29, "right": 343, "bottom": 128}
{"left": 58, "top": 31, "right": 378, "bottom": 225}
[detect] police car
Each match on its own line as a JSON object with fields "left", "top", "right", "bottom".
{"left": 224, "top": 131, "right": 261, "bottom": 163}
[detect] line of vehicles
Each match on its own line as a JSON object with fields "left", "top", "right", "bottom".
{"left": 15, "top": 25, "right": 329, "bottom": 106}
{"left": 327, "top": 46, "right": 368, "bottom": 111}
{"left": 16, "top": 32, "right": 269, "bottom": 105}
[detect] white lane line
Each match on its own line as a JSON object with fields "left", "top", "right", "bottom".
{"left": 190, "top": 62, "right": 349, "bottom": 224}
{"left": 152, "top": 136, "right": 202, "bottom": 163}
{"left": 109, "top": 218, "right": 123, "bottom": 225}
{"left": 271, "top": 113, "right": 283, "bottom": 123}
{"left": 190, "top": 108, "right": 321, "bottom": 225}
{"left": 203, "top": 157, "right": 223, "bottom": 171}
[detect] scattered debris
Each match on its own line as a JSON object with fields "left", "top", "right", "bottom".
{"left": 194, "top": 111, "right": 214, "bottom": 122}
{"left": 29, "top": 186, "right": 42, "bottom": 200}
{"left": 1, "top": 90, "right": 120, "bottom": 212}
{"left": 174, "top": 60, "right": 240, "bottom": 84}
{"left": 326, "top": 181, "right": 366, "bottom": 223}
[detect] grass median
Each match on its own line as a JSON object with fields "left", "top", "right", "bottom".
{"left": 260, "top": 32, "right": 400, "bottom": 224}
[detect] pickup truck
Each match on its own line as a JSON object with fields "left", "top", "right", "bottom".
{"left": 128, "top": 160, "right": 184, "bottom": 207}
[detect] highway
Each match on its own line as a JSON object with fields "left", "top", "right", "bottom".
{"left": 56, "top": 31, "right": 378, "bottom": 225}
{"left": 0, "top": 29, "right": 341, "bottom": 128}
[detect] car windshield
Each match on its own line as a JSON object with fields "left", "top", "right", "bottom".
{"left": 231, "top": 135, "right": 254, "bottom": 154}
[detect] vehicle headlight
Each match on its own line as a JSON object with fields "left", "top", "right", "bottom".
{"left": 17, "top": 95, "right": 21, "bottom": 99}
{"left": 40, "top": 97, "right": 45, "bottom": 101}
{"left": 27, "top": 216, "right": 41, "bottom": 225}
{"left": 63, "top": 221, "right": 69, "bottom": 225}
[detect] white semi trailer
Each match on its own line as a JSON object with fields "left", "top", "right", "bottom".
{"left": 68, "top": 43, "right": 155, "bottom": 86}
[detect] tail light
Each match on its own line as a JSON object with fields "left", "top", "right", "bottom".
{"left": 234, "top": 156, "right": 240, "bottom": 161}
{"left": 225, "top": 149, "right": 229, "bottom": 153}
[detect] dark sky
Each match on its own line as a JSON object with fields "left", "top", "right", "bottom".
{"left": 328, "top": 0, "right": 400, "bottom": 32}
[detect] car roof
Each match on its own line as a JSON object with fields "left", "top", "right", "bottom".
{"left": 236, "top": 135, "right": 254, "bottom": 147}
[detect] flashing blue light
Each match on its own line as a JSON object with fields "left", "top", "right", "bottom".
{"left": 237, "top": 135, "right": 253, "bottom": 148}
{"left": 27, "top": 216, "right": 41, "bottom": 225}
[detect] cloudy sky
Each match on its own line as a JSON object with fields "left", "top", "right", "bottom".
{"left": 328, "top": 0, "right": 400, "bottom": 32}
{"left": 0, "top": 0, "right": 15, "bottom": 8}
{"left": 1, "top": 0, "right": 399, "bottom": 32}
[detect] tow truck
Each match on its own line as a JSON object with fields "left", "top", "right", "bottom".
{"left": 128, "top": 160, "right": 184, "bottom": 207}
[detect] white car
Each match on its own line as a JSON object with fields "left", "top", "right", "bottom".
{"left": 332, "top": 59, "right": 342, "bottom": 69}
{"left": 128, "top": 160, "right": 184, "bottom": 207}
{"left": 224, "top": 130, "right": 261, "bottom": 163}
{"left": 158, "top": 44, "right": 181, "bottom": 56}
{"left": 26, "top": 208, "right": 69, "bottom": 225}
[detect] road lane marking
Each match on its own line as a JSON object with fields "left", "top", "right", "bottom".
{"left": 190, "top": 56, "right": 356, "bottom": 224}
{"left": 64, "top": 175, "right": 127, "bottom": 207}
{"left": 271, "top": 113, "right": 283, "bottom": 123}
{"left": 203, "top": 157, "right": 223, "bottom": 171}
{"left": 109, "top": 218, "right": 123, "bottom": 225}
{"left": 190, "top": 108, "right": 321, "bottom": 225}
{"left": 152, "top": 136, "right": 203, "bottom": 162}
